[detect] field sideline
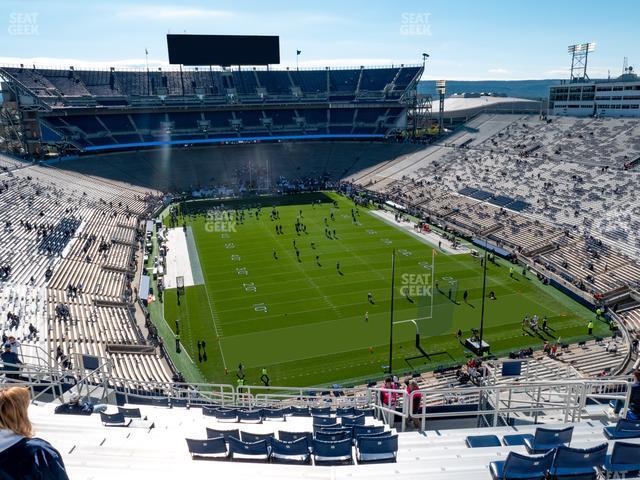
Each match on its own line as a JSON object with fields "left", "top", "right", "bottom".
{"left": 163, "top": 192, "right": 607, "bottom": 386}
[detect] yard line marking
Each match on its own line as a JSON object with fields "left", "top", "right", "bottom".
{"left": 203, "top": 285, "right": 228, "bottom": 371}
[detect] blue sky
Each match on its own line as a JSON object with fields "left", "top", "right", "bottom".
{"left": 2, "top": 0, "right": 638, "bottom": 80}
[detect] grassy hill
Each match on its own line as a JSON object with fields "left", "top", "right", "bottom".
{"left": 419, "top": 79, "right": 562, "bottom": 99}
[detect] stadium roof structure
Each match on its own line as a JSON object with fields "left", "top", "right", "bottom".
{"left": 434, "top": 94, "right": 541, "bottom": 122}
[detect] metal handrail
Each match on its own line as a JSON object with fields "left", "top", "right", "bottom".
{"left": 391, "top": 378, "right": 634, "bottom": 431}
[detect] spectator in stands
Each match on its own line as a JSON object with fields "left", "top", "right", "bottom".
{"left": 0, "top": 386, "right": 69, "bottom": 479}
{"left": 7, "top": 336, "right": 20, "bottom": 354}
{"left": 1, "top": 343, "right": 22, "bottom": 381}
{"left": 54, "top": 393, "right": 107, "bottom": 415}
{"left": 380, "top": 377, "right": 398, "bottom": 408}
{"left": 406, "top": 379, "right": 422, "bottom": 429}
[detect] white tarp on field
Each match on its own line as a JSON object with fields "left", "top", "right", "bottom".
{"left": 164, "top": 228, "right": 195, "bottom": 289}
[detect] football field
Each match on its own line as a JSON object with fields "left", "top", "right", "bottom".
{"left": 163, "top": 192, "right": 606, "bottom": 386}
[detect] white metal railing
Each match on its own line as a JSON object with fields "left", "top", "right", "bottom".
{"left": 370, "top": 378, "right": 633, "bottom": 432}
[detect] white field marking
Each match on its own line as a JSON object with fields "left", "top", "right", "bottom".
{"left": 202, "top": 283, "right": 227, "bottom": 370}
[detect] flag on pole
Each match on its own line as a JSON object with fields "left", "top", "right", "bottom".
{"left": 145, "top": 48, "right": 148, "bottom": 55}
{"left": 296, "top": 50, "right": 302, "bottom": 55}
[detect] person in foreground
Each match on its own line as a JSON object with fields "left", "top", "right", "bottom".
{"left": 0, "top": 386, "right": 69, "bottom": 480}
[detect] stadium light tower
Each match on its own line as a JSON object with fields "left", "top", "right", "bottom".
{"left": 568, "top": 42, "right": 596, "bottom": 82}
{"left": 436, "top": 80, "right": 446, "bottom": 133}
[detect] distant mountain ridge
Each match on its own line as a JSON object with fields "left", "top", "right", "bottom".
{"left": 418, "top": 79, "right": 562, "bottom": 100}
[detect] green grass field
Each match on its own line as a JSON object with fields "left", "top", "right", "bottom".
{"left": 162, "top": 192, "right": 608, "bottom": 387}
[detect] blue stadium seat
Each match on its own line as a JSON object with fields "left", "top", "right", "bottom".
{"left": 502, "top": 434, "right": 533, "bottom": 446}
{"left": 240, "top": 431, "right": 274, "bottom": 443}
{"left": 269, "top": 437, "right": 311, "bottom": 464}
{"left": 340, "top": 414, "right": 365, "bottom": 427}
{"left": 100, "top": 412, "right": 131, "bottom": 427}
{"left": 489, "top": 450, "right": 554, "bottom": 480}
{"left": 336, "top": 407, "right": 355, "bottom": 417}
{"left": 228, "top": 437, "right": 270, "bottom": 462}
{"left": 185, "top": 437, "right": 228, "bottom": 459}
{"left": 353, "top": 425, "right": 385, "bottom": 438}
{"left": 312, "top": 438, "right": 353, "bottom": 464}
{"left": 202, "top": 406, "right": 219, "bottom": 417}
{"left": 215, "top": 409, "right": 239, "bottom": 423}
{"left": 237, "top": 410, "right": 262, "bottom": 424}
{"left": 315, "top": 430, "right": 350, "bottom": 442}
{"left": 465, "top": 434, "right": 501, "bottom": 448}
{"left": 603, "top": 418, "right": 640, "bottom": 439}
{"left": 602, "top": 441, "right": 640, "bottom": 477}
{"left": 278, "top": 431, "right": 313, "bottom": 444}
{"left": 356, "top": 434, "right": 398, "bottom": 463}
{"left": 356, "top": 407, "right": 375, "bottom": 417}
{"left": 263, "top": 408, "right": 288, "bottom": 421}
{"left": 117, "top": 407, "right": 143, "bottom": 419}
{"left": 524, "top": 426, "right": 573, "bottom": 453}
{"left": 549, "top": 443, "right": 607, "bottom": 479}
{"left": 313, "top": 416, "right": 338, "bottom": 427}
{"left": 355, "top": 431, "right": 394, "bottom": 445}
{"left": 310, "top": 406, "right": 331, "bottom": 417}
{"left": 205, "top": 428, "right": 240, "bottom": 444}
{"left": 290, "top": 406, "right": 310, "bottom": 417}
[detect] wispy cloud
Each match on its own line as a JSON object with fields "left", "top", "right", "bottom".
{"left": 115, "top": 6, "right": 234, "bottom": 21}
